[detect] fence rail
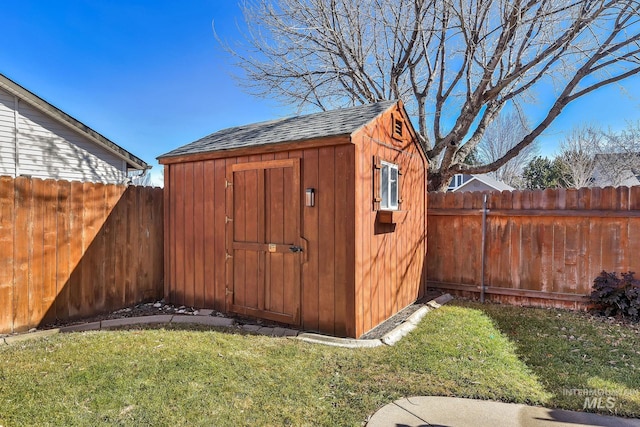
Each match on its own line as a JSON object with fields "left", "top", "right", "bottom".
{"left": 426, "top": 187, "right": 640, "bottom": 308}
{"left": 0, "top": 176, "right": 163, "bottom": 333}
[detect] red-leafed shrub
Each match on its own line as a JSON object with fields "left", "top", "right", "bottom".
{"left": 589, "top": 271, "right": 640, "bottom": 320}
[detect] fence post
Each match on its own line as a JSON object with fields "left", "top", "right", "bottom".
{"left": 480, "top": 193, "right": 488, "bottom": 303}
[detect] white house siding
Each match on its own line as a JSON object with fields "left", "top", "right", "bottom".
{"left": 0, "top": 86, "right": 127, "bottom": 183}
{"left": 0, "top": 90, "right": 16, "bottom": 176}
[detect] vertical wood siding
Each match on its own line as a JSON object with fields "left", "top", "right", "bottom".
{"left": 0, "top": 176, "right": 163, "bottom": 333}
{"left": 164, "top": 145, "right": 358, "bottom": 336}
{"left": 163, "top": 104, "right": 427, "bottom": 338}
{"left": 427, "top": 187, "right": 640, "bottom": 307}
{"left": 352, "top": 107, "right": 427, "bottom": 338}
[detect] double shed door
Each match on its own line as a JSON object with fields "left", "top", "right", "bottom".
{"left": 228, "top": 158, "right": 303, "bottom": 324}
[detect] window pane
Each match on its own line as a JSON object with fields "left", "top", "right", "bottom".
{"left": 390, "top": 167, "right": 398, "bottom": 208}
{"left": 381, "top": 164, "right": 389, "bottom": 209}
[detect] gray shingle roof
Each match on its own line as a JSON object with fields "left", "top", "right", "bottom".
{"left": 158, "top": 100, "right": 397, "bottom": 159}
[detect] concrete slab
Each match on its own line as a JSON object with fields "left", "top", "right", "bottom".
{"left": 381, "top": 321, "right": 418, "bottom": 346}
{"left": 60, "top": 321, "right": 102, "bottom": 333}
{"left": 4, "top": 328, "right": 60, "bottom": 344}
{"left": 196, "top": 309, "right": 214, "bottom": 316}
{"left": 101, "top": 317, "right": 148, "bottom": 329}
{"left": 281, "top": 328, "right": 299, "bottom": 337}
{"left": 242, "top": 324, "right": 262, "bottom": 333}
{"left": 133, "top": 315, "right": 174, "bottom": 325}
{"left": 172, "top": 315, "right": 234, "bottom": 327}
{"left": 297, "top": 333, "right": 383, "bottom": 348}
{"left": 518, "top": 405, "right": 640, "bottom": 427}
{"left": 365, "top": 400, "right": 426, "bottom": 426}
{"left": 270, "top": 327, "right": 299, "bottom": 337}
{"left": 436, "top": 293, "right": 454, "bottom": 304}
{"left": 367, "top": 396, "right": 640, "bottom": 427}
{"left": 256, "top": 327, "right": 275, "bottom": 336}
{"left": 405, "top": 306, "right": 431, "bottom": 326}
{"left": 271, "top": 327, "right": 287, "bottom": 337}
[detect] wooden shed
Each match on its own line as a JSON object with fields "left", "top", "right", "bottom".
{"left": 158, "top": 100, "right": 427, "bottom": 338}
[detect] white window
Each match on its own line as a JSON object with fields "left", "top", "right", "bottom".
{"left": 448, "top": 174, "right": 464, "bottom": 190}
{"left": 381, "top": 161, "right": 399, "bottom": 210}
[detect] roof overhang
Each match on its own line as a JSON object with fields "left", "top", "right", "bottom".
{"left": 158, "top": 99, "right": 428, "bottom": 169}
{"left": 158, "top": 134, "right": 352, "bottom": 165}
{"left": 0, "top": 73, "right": 149, "bottom": 171}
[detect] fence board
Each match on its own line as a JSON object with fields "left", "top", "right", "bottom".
{"left": 55, "top": 181, "right": 71, "bottom": 321}
{"left": 79, "top": 182, "right": 96, "bottom": 318}
{"left": 0, "top": 177, "right": 14, "bottom": 332}
{"left": 427, "top": 187, "right": 640, "bottom": 307}
{"left": 14, "top": 177, "right": 31, "bottom": 331}
{"left": 41, "top": 180, "right": 58, "bottom": 325}
{"left": 552, "top": 222, "right": 565, "bottom": 293}
{"left": 149, "top": 186, "right": 164, "bottom": 300}
{"left": 129, "top": 187, "right": 139, "bottom": 303}
{"left": 29, "top": 178, "right": 45, "bottom": 327}
{"left": 0, "top": 176, "right": 163, "bottom": 334}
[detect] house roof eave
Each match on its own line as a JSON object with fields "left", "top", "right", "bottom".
{"left": 0, "top": 73, "right": 149, "bottom": 171}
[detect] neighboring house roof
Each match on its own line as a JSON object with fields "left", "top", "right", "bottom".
{"left": 158, "top": 100, "right": 398, "bottom": 159}
{"left": 0, "top": 73, "right": 149, "bottom": 171}
{"left": 452, "top": 173, "right": 514, "bottom": 192}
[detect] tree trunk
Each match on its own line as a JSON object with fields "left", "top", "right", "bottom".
{"left": 427, "top": 170, "right": 454, "bottom": 192}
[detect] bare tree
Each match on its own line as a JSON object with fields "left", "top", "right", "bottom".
{"left": 476, "top": 111, "right": 537, "bottom": 188}
{"left": 557, "top": 122, "right": 640, "bottom": 188}
{"left": 596, "top": 121, "right": 640, "bottom": 186}
{"left": 556, "top": 124, "right": 601, "bottom": 188}
{"left": 220, "top": 0, "right": 640, "bottom": 191}
{"left": 129, "top": 169, "right": 154, "bottom": 186}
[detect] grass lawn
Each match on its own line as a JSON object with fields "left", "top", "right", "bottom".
{"left": 1, "top": 301, "right": 639, "bottom": 426}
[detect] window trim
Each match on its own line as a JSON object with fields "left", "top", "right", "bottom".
{"left": 380, "top": 160, "right": 399, "bottom": 210}
{"left": 448, "top": 173, "right": 464, "bottom": 190}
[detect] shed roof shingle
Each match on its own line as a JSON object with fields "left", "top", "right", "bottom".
{"left": 159, "top": 100, "right": 397, "bottom": 159}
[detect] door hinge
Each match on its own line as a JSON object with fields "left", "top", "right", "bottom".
{"left": 225, "top": 216, "right": 233, "bottom": 223}
{"left": 225, "top": 179, "right": 233, "bottom": 188}
{"left": 225, "top": 252, "right": 233, "bottom": 260}
{"left": 225, "top": 288, "right": 233, "bottom": 296}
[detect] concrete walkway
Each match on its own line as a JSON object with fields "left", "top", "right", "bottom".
{"left": 1, "top": 314, "right": 300, "bottom": 345}
{"left": 3, "top": 294, "right": 454, "bottom": 347}
{"left": 367, "top": 396, "right": 640, "bottom": 427}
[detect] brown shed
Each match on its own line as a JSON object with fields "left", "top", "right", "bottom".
{"left": 158, "top": 100, "right": 427, "bottom": 338}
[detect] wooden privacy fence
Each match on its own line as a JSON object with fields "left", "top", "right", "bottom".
{"left": 427, "top": 187, "right": 640, "bottom": 308}
{"left": 0, "top": 176, "right": 163, "bottom": 333}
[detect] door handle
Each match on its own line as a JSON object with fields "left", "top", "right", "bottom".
{"left": 289, "top": 245, "right": 303, "bottom": 253}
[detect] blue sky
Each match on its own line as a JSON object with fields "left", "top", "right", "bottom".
{"left": 2, "top": 1, "right": 640, "bottom": 185}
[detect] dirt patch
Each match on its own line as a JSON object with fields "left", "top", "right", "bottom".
{"left": 39, "top": 301, "right": 221, "bottom": 329}
{"left": 36, "top": 291, "right": 445, "bottom": 339}
{"left": 39, "top": 300, "right": 292, "bottom": 332}
{"left": 360, "top": 290, "right": 444, "bottom": 340}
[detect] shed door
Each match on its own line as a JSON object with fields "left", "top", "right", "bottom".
{"left": 228, "top": 159, "right": 302, "bottom": 324}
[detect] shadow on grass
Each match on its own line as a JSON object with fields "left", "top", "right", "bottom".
{"left": 4, "top": 302, "right": 637, "bottom": 425}
{"left": 458, "top": 301, "right": 640, "bottom": 418}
